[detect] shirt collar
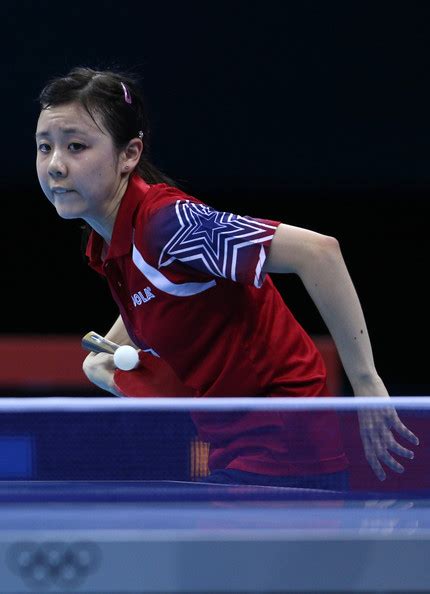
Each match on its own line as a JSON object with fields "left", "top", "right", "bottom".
{"left": 86, "top": 174, "right": 151, "bottom": 272}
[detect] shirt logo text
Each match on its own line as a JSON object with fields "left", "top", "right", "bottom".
{"left": 132, "top": 288, "right": 155, "bottom": 307}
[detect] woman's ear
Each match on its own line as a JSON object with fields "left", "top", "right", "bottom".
{"left": 121, "top": 138, "right": 143, "bottom": 173}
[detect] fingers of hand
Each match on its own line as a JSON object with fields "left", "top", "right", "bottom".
{"left": 363, "top": 450, "right": 386, "bottom": 481}
{"left": 391, "top": 417, "right": 420, "bottom": 446}
{"left": 375, "top": 447, "right": 405, "bottom": 474}
{"left": 360, "top": 409, "right": 418, "bottom": 453}
{"left": 360, "top": 410, "right": 418, "bottom": 480}
{"left": 385, "top": 434, "right": 415, "bottom": 460}
{"left": 362, "top": 439, "right": 405, "bottom": 481}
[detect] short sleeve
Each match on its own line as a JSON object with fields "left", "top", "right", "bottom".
{"left": 146, "top": 200, "right": 281, "bottom": 288}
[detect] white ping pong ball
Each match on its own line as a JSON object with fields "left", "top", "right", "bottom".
{"left": 113, "top": 345, "right": 139, "bottom": 371}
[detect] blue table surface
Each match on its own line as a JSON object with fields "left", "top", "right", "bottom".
{"left": 1, "top": 480, "right": 429, "bottom": 593}
{"left": 0, "top": 479, "right": 428, "bottom": 501}
{"left": 0, "top": 480, "right": 428, "bottom": 534}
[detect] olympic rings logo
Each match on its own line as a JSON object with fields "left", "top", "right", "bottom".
{"left": 7, "top": 541, "right": 101, "bottom": 589}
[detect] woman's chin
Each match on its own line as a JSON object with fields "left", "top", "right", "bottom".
{"left": 55, "top": 206, "right": 85, "bottom": 220}
{"left": 52, "top": 192, "right": 87, "bottom": 220}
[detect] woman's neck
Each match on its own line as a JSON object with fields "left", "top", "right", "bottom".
{"left": 84, "top": 175, "right": 129, "bottom": 243}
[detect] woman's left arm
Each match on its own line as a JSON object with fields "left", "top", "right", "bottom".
{"left": 264, "top": 224, "right": 382, "bottom": 394}
{"left": 263, "top": 223, "right": 419, "bottom": 479}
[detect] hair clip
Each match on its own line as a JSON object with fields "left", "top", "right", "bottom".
{"left": 120, "top": 82, "right": 132, "bottom": 104}
{"left": 138, "top": 131, "right": 144, "bottom": 140}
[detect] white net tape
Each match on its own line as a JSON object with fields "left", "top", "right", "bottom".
{"left": 0, "top": 396, "right": 428, "bottom": 412}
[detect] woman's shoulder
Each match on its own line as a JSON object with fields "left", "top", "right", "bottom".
{"left": 131, "top": 179, "right": 203, "bottom": 244}
{"left": 132, "top": 180, "right": 204, "bottom": 229}
{"left": 145, "top": 182, "right": 203, "bottom": 209}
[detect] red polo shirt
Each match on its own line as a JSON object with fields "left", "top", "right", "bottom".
{"left": 86, "top": 175, "right": 348, "bottom": 476}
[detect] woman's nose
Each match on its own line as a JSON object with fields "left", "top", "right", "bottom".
{"left": 48, "top": 150, "right": 67, "bottom": 178}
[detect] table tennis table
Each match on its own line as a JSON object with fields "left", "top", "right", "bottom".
{"left": 0, "top": 479, "right": 429, "bottom": 593}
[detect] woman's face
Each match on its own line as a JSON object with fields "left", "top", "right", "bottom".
{"left": 36, "top": 101, "right": 125, "bottom": 223}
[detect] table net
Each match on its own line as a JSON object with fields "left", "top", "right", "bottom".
{"left": 0, "top": 397, "right": 428, "bottom": 500}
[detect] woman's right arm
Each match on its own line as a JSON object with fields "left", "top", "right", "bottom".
{"left": 102, "top": 315, "right": 138, "bottom": 346}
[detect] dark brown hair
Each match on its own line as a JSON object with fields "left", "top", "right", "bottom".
{"left": 38, "top": 66, "right": 176, "bottom": 186}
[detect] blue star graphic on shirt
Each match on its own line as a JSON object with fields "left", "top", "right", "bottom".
{"left": 193, "top": 210, "right": 227, "bottom": 242}
{"left": 158, "top": 201, "right": 277, "bottom": 281}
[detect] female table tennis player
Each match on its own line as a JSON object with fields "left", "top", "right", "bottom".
{"left": 35, "top": 67, "right": 418, "bottom": 489}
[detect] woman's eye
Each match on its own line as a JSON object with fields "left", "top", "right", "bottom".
{"left": 69, "top": 142, "right": 86, "bottom": 152}
{"left": 38, "top": 143, "right": 50, "bottom": 153}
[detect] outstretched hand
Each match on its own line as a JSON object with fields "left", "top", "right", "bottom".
{"left": 358, "top": 406, "right": 419, "bottom": 481}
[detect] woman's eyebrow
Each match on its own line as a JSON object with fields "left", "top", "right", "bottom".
{"left": 35, "top": 127, "right": 88, "bottom": 138}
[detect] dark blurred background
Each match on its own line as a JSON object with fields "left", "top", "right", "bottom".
{"left": 1, "top": 1, "right": 428, "bottom": 394}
